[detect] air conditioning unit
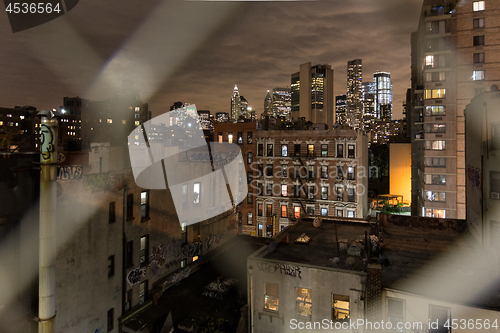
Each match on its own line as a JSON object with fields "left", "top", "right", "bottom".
{"left": 491, "top": 192, "right": 500, "bottom": 200}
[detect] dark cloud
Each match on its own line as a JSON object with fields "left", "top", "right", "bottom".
{"left": 0, "top": 0, "right": 422, "bottom": 118}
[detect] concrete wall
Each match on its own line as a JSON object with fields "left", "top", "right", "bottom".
{"left": 248, "top": 256, "right": 366, "bottom": 333}
{"left": 389, "top": 143, "right": 412, "bottom": 204}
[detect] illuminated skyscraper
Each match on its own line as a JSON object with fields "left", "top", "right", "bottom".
{"left": 291, "top": 62, "right": 334, "bottom": 128}
{"left": 347, "top": 59, "right": 363, "bottom": 129}
{"left": 373, "top": 71, "right": 393, "bottom": 119}
{"left": 271, "top": 87, "right": 291, "bottom": 119}
{"left": 335, "top": 94, "right": 347, "bottom": 125}
{"left": 231, "top": 85, "right": 241, "bottom": 122}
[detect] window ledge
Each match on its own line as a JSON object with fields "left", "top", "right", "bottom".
{"left": 126, "top": 217, "right": 135, "bottom": 222}
{"left": 141, "top": 217, "right": 150, "bottom": 222}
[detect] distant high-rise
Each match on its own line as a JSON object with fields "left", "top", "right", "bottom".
{"left": 271, "top": 87, "right": 291, "bottom": 119}
{"left": 335, "top": 95, "right": 347, "bottom": 125}
{"left": 263, "top": 90, "right": 273, "bottom": 117}
{"left": 373, "top": 71, "right": 393, "bottom": 119}
{"left": 291, "top": 62, "right": 334, "bottom": 128}
{"left": 230, "top": 85, "right": 241, "bottom": 122}
{"left": 240, "top": 96, "right": 248, "bottom": 119}
{"left": 347, "top": 59, "right": 363, "bottom": 129}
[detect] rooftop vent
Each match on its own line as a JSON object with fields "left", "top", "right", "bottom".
{"left": 295, "top": 233, "right": 311, "bottom": 244}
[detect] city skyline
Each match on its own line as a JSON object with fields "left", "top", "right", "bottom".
{"left": 0, "top": 0, "right": 423, "bottom": 119}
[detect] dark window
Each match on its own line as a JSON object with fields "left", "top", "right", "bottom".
{"left": 429, "top": 305, "right": 450, "bottom": 333}
{"left": 266, "top": 183, "right": 273, "bottom": 196}
{"left": 247, "top": 171, "right": 253, "bottom": 184}
{"left": 258, "top": 164, "right": 263, "bottom": 177}
{"left": 108, "top": 255, "right": 115, "bottom": 278}
{"left": 337, "top": 144, "right": 343, "bottom": 158}
{"left": 140, "top": 235, "right": 149, "bottom": 266}
{"left": 473, "top": 35, "right": 485, "bottom": 46}
{"left": 127, "top": 194, "right": 134, "bottom": 220}
{"left": 294, "top": 165, "right": 300, "bottom": 178}
{"left": 307, "top": 186, "right": 314, "bottom": 200}
{"left": 258, "top": 143, "right": 263, "bottom": 156}
{"left": 141, "top": 191, "right": 149, "bottom": 220}
{"left": 321, "top": 166, "right": 328, "bottom": 179}
{"left": 307, "top": 165, "right": 314, "bottom": 179}
{"left": 109, "top": 202, "right": 115, "bottom": 223}
{"left": 294, "top": 144, "right": 301, "bottom": 157}
{"left": 281, "top": 165, "right": 287, "bottom": 177}
{"left": 347, "top": 188, "right": 355, "bottom": 202}
{"left": 107, "top": 308, "right": 114, "bottom": 332}
{"left": 247, "top": 132, "right": 253, "bottom": 144}
{"left": 321, "top": 144, "right": 328, "bottom": 157}
{"left": 347, "top": 144, "right": 355, "bottom": 158}
{"left": 474, "top": 52, "right": 485, "bottom": 63}
{"left": 491, "top": 123, "right": 500, "bottom": 150}
{"left": 337, "top": 166, "right": 343, "bottom": 180}
{"left": 267, "top": 144, "right": 274, "bottom": 157}
{"left": 182, "top": 183, "right": 188, "bottom": 208}
{"left": 266, "top": 164, "right": 273, "bottom": 177}
{"left": 181, "top": 222, "right": 187, "bottom": 244}
{"left": 294, "top": 185, "right": 301, "bottom": 197}
{"left": 124, "top": 289, "right": 132, "bottom": 312}
{"left": 139, "top": 280, "right": 148, "bottom": 304}
{"left": 306, "top": 206, "right": 314, "bottom": 215}
{"left": 247, "top": 190, "right": 253, "bottom": 204}
{"left": 337, "top": 187, "right": 343, "bottom": 201}
{"left": 237, "top": 132, "right": 243, "bottom": 144}
{"left": 257, "top": 183, "right": 263, "bottom": 196}
{"left": 247, "top": 152, "right": 253, "bottom": 164}
{"left": 126, "top": 241, "right": 133, "bottom": 267}
{"left": 473, "top": 17, "right": 485, "bottom": 29}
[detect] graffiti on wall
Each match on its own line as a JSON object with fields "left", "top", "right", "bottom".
{"left": 467, "top": 165, "right": 482, "bottom": 191}
{"left": 57, "top": 165, "right": 83, "bottom": 181}
{"left": 206, "top": 233, "right": 223, "bottom": 251}
{"left": 126, "top": 267, "right": 146, "bottom": 286}
{"left": 256, "top": 262, "right": 302, "bottom": 278}
{"left": 181, "top": 242, "right": 202, "bottom": 259}
{"left": 165, "top": 267, "right": 191, "bottom": 285}
{"left": 148, "top": 241, "right": 203, "bottom": 276}
{"left": 83, "top": 172, "right": 125, "bottom": 192}
{"left": 202, "top": 278, "right": 234, "bottom": 300}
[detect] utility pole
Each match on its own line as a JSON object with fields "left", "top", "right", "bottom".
{"left": 38, "top": 110, "right": 58, "bottom": 333}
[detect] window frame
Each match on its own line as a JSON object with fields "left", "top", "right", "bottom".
{"left": 281, "top": 144, "right": 288, "bottom": 157}
{"left": 264, "top": 282, "right": 279, "bottom": 312}
{"left": 473, "top": 0, "right": 485, "bottom": 11}
{"left": 332, "top": 294, "right": 350, "bottom": 322}
{"left": 140, "top": 235, "right": 149, "bottom": 266}
{"left": 140, "top": 191, "right": 149, "bottom": 221}
{"left": 296, "top": 288, "right": 312, "bottom": 320}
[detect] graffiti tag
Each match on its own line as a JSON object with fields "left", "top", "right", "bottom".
{"left": 165, "top": 267, "right": 191, "bottom": 285}
{"left": 57, "top": 165, "right": 83, "bottom": 181}
{"left": 277, "top": 264, "right": 301, "bottom": 278}
{"left": 83, "top": 172, "right": 125, "bottom": 192}
{"left": 40, "top": 123, "right": 55, "bottom": 161}
{"left": 126, "top": 267, "right": 146, "bottom": 286}
{"left": 206, "top": 233, "right": 223, "bottom": 251}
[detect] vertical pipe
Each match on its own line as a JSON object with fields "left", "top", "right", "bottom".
{"left": 39, "top": 114, "right": 58, "bottom": 333}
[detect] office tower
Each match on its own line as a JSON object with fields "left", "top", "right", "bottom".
{"left": 264, "top": 90, "right": 272, "bottom": 117}
{"left": 335, "top": 95, "right": 347, "bottom": 125}
{"left": 240, "top": 96, "right": 248, "bottom": 119}
{"left": 347, "top": 59, "right": 363, "bottom": 129}
{"left": 373, "top": 71, "right": 393, "bottom": 119}
{"left": 409, "top": 0, "right": 500, "bottom": 219}
{"left": 197, "top": 110, "right": 211, "bottom": 130}
{"left": 291, "top": 62, "right": 334, "bottom": 128}
{"left": 231, "top": 85, "right": 241, "bottom": 122}
{"left": 215, "top": 112, "right": 229, "bottom": 123}
{"left": 271, "top": 87, "right": 291, "bottom": 119}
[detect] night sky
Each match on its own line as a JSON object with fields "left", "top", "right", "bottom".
{"left": 0, "top": 0, "right": 423, "bottom": 119}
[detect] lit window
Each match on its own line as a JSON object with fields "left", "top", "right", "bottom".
{"left": 267, "top": 144, "right": 273, "bottom": 157}
{"left": 294, "top": 206, "right": 301, "bottom": 218}
{"left": 135, "top": 106, "right": 140, "bottom": 112}
{"left": 140, "top": 235, "right": 149, "bottom": 265}
{"left": 307, "top": 144, "right": 314, "bottom": 157}
{"left": 19, "top": 116, "right": 24, "bottom": 120}
{"left": 336, "top": 209, "right": 343, "bottom": 217}
{"left": 296, "top": 288, "right": 312, "bottom": 319}
{"left": 247, "top": 213, "right": 253, "bottom": 225}
{"left": 321, "top": 144, "right": 328, "bottom": 157}
{"left": 473, "top": 70, "right": 485, "bottom": 80}
{"left": 139, "top": 280, "right": 148, "bottom": 304}
{"left": 425, "top": 191, "right": 446, "bottom": 202}
{"left": 425, "top": 106, "right": 445, "bottom": 116}
{"left": 425, "top": 55, "right": 434, "bottom": 67}
{"left": 247, "top": 152, "right": 253, "bottom": 164}
{"left": 218, "top": 132, "right": 223, "bottom": 143}
{"left": 347, "top": 210, "right": 355, "bottom": 218}
{"left": 264, "top": 283, "right": 279, "bottom": 312}
{"left": 135, "top": 121, "right": 140, "bottom": 126}
{"left": 321, "top": 186, "right": 328, "bottom": 200}
{"left": 332, "top": 295, "right": 350, "bottom": 322}
{"left": 237, "top": 132, "right": 243, "bottom": 144}
{"left": 122, "top": 120, "right": 126, "bottom": 124}
{"left": 281, "top": 184, "right": 287, "bottom": 197}
{"left": 473, "top": 1, "right": 484, "bottom": 11}
{"left": 321, "top": 166, "right": 328, "bottom": 179}
{"left": 281, "top": 204, "right": 287, "bottom": 218}
{"left": 281, "top": 144, "right": 288, "bottom": 157}
{"left": 266, "top": 204, "right": 272, "bottom": 216}
{"left": 425, "top": 140, "right": 446, "bottom": 150}
{"left": 247, "top": 132, "right": 253, "bottom": 144}
{"left": 141, "top": 191, "right": 149, "bottom": 220}
{"left": 347, "top": 167, "right": 355, "bottom": 180}
{"left": 107, "top": 119, "right": 112, "bottom": 123}
{"left": 193, "top": 183, "right": 200, "bottom": 204}
{"left": 336, "top": 187, "right": 343, "bottom": 201}
{"left": 228, "top": 133, "right": 233, "bottom": 144}
{"left": 424, "top": 89, "right": 446, "bottom": 99}
{"left": 258, "top": 203, "right": 263, "bottom": 216}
